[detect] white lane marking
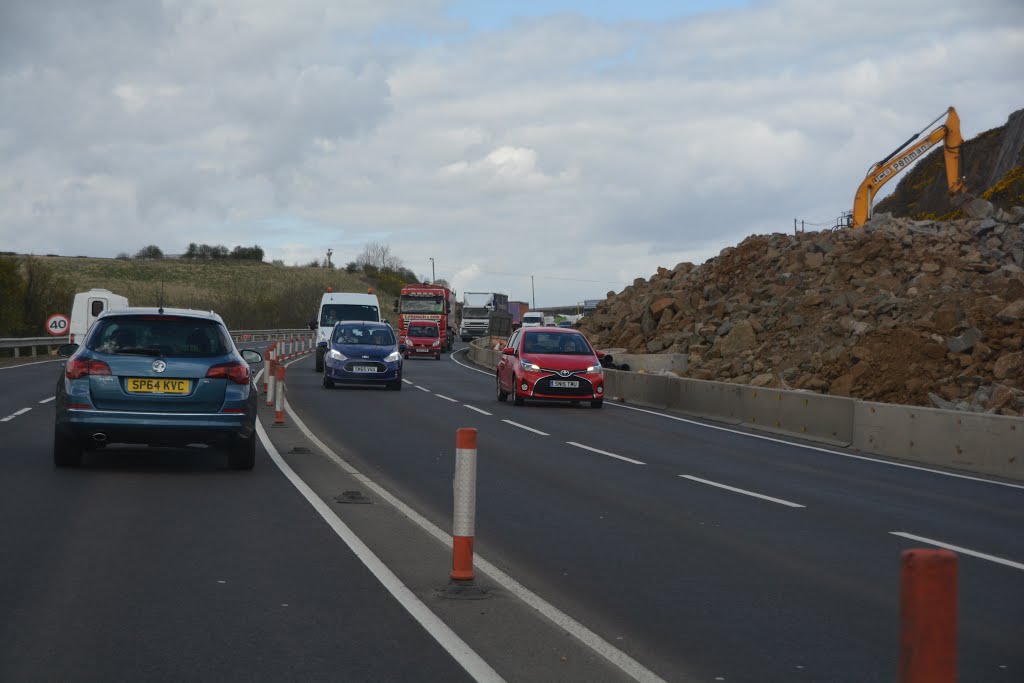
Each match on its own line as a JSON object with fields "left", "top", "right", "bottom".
{"left": 416, "top": 385, "right": 430, "bottom": 393}
{"left": 501, "top": 419, "right": 549, "bottom": 436}
{"left": 607, "top": 402, "right": 1024, "bottom": 491}
{"left": 1, "top": 407, "right": 32, "bottom": 422}
{"left": 256, "top": 420, "right": 505, "bottom": 683}
{"left": 38, "top": 396, "right": 56, "bottom": 404}
{"left": 450, "top": 347, "right": 493, "bottom": 376}
{"left": 890, "top": 532, "right": 1024, "bottom": 572}
{"left": 567, "top": 441, "right": 645, "bottom": 465}
{"left": 435, "top": 393, "right": 459, "bottom": 403}
{"left": 679, "top": 475, "right": 805, "bottom": 508}
{"left": 0, "top": 359, "right": 63, "bottom": 371}
{"left": 282, "top": 400, "right": 667, "bottom": 683}
{"left": 464, "top": 405, "right": 493, "bottom": 416}
{"left": 403, "top": 378, "right": 413, "bottom": 384}
{"left": 452, "top": 349, "right": 1023, "bottom": 490}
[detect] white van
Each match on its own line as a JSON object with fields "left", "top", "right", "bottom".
{"left": 310, "top": 290, "right": 382, "bottom": 371}
{"left": 69, "top": 288, "right": 129, "bottom": 343}
{"left": 522, "top": 311, "right": 545, "bottom": 328}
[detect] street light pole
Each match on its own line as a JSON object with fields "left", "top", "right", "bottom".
{"left": 530, "top": 275, "right": 535, "bottom": 309}
{"left": 430, "top": 257, "right": 435, "bottom": 284}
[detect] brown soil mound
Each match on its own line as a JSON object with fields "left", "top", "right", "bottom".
{"left": 579, "top": 202, "right": 1024, "bottom": 415}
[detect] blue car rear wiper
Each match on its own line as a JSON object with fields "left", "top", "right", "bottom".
{"left": 116, "top": 347, "right": 162, "bottom": 356}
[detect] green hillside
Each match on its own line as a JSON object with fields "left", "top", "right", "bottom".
{"left": 0, "top": 255, "right": 402, "bottom": 337}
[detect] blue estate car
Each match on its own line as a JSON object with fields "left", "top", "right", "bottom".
{"left": 322, "top": 320, "right": 404, "bottom": 391}
{"left": 54, "top": 308, "right": 263, "bottom": 469}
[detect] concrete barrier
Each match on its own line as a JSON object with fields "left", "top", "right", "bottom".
{"left": 739, "top": 386, "right": 855, "bottom": 446}
{"left": 853, "top": 401, "right": 1024, "bottom": 480}
{"left": 465, "top": 337, "right": 1024, "bottom": 481}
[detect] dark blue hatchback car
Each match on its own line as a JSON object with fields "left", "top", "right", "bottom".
{"left": 322, "top": 321, "right": 404, "bottom": 390}
{"left": 54, "top": 308, "right": 263, "bottom": 469}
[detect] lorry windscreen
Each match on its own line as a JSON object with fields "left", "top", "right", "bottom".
{"left": 462, "top": 307, "right": 489, "bottom": 318}
{"left": 399, "top": 297, "right": 444, "bottom": 313}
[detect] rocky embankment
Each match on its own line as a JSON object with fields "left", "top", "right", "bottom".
{"left": 579, "top": 198, "right": 1024, "bottom": 415}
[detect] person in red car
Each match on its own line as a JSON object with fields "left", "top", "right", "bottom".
{"left": 403, "top": 320, "right": 442, "bottom": 360}
{"left": 496, "top": 327, "right": 605, "bottom": 408}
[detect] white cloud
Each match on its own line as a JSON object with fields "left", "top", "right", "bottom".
{"left": 2, "top": 0, "right": 1023, "bottom": 307}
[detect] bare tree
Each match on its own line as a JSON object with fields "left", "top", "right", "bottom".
{"left": 355, "top": 241, "right": 403, "bottom": 271}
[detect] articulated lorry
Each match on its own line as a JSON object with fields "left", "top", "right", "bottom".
{"left": 394, "top": 283, "right": 457, "bottom": 351}
{"left": 459, "top": 292, "right": 510, "bottom": 342}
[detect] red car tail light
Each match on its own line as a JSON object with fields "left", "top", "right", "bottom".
{"left": 206, "top": 361, "right": 250, "bottom": 385}
{"left": 65, "top": 358, "right": 112, "bottom": 379}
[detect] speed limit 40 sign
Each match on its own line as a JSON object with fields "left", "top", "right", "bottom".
{"left": 46, "top": 313, "right": 70, "bottom": 336}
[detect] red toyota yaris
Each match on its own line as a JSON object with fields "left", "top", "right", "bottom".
{"left": 496, "top": 327, "right": 604, "bottom": 408}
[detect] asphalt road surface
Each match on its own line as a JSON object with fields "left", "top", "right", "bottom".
{"left": 2, "top": 346, "right": 1022, "bottom": 682}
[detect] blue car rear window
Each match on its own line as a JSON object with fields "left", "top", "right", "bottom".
{"left": 88, "top": 318, "right": 231, "bottom": 357}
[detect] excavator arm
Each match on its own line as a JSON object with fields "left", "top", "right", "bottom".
{"left": 851, "top": 106, "right": 968, "bottom": 228}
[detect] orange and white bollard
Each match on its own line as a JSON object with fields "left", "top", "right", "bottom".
{"left": 899, "top": 549, "right": 957, "bottom": 683}
{"left": 266, "top": 356, "right": 276, "bottom": 407}
{"left": 451, "top": 428, "right": 478, "bottom": 582}
{"left": 274, "top": 364, "right": 286, "bottom": 424}
{"left": 263, "top": 344, "right": 276, "bottom": 395}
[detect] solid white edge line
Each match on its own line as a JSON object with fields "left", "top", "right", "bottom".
{"left": 464, "top": 405, "right": 493, "bottom": 416}
{"left": 501, "top": 419, "right": 550, "bottom": 436}
{"left": 38, "top": 396, "right": 56, "bottom": 404}
{"left": 680, "top": 475, "right": 805, "bottom": 508}
{"left": 0, "top": 359, "right": 63, "bottom": 371}
{"left": 255, "top": 419, "right": 505, "bottom": 683}
{"left": 282, "top": 398, "right": 667, "bottom": 683}
{"left": 890, "top": 532, "right": 1024, "bottom": 572}
{"left": 607, "top": 399, "right": 1024, "bottom": 491}
{"left": 566, "top": 441, "right": 645, "bottom": 465}
{"left": 435, "top": 393, "right": 459, "bottom": 403}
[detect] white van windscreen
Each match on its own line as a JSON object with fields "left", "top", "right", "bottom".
{"left": 320, "top": 304, "right": 379, "bottom": 325}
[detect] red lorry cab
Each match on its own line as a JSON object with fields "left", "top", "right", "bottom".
{"left": 403, "top": 320, "right": 442, "bottom": 360}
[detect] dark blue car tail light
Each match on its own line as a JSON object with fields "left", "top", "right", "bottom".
{"left": 221, "top": 407, "right": 245, "bottom": 413}
{"left": 66, "top": 358, "right": 112, "bottom": 380}
{"left": 206, "top": 361, "right": 250, "bottom": 385}
{"left": 65, "top": 403, "right": 93, "bottom": 410}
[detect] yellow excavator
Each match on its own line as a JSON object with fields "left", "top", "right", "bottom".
{"left": 851, "top": 106, "right": 968, "bottom": 228}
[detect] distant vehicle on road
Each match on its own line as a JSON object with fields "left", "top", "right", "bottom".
{"left": 310, "top": 289, "right": 382, "bottom": 372}
{"left": 395, "top": 282, "right": 457, "bottom": 352}
{"left": 69, "top": 288, "right": 129, "bottom": 344}
{"left": 323, "top": 321, "right": 404, "bottom": 391}
{"left": 402, "top": 320, "right": 442, "bottom": 360}
{"left": 496, "top": 326, "right": 605, "bottom": 408}
{"left": 521, "top": 311, "right": 545, "bottom": 328}
{"left": 54, "top": 307, "right": 263, "bottom": 469}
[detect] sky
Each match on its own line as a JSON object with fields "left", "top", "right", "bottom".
{"left": 2, "top": 1, "right": 1023, "bottom": 309}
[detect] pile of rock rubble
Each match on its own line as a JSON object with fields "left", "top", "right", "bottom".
{"left": 578, "top": 198, "right": 1024, "bottom": 415}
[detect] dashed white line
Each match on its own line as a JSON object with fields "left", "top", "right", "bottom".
{"left": 38, "top": 396, "right": 56, "bottom": 404}
{"left": 464, "top": 405, "right": 493, "bottom": 416}
{"left": 679, "top": 475, "right": 805, "bottom": 508}
{"left": 1, "top": 407, "right": 32, "bottom": 422}
{"left": 890, "top": 532, "right": 1024, "bottom": 572}
{"left": 567, "top": 441, "right": 645, "bottom": 465}
{"left": 415, "top": 386, "right": 430, "bottom": 393}
{"left": 402, "top": 378, "right": 413, "bottom": 384}
{"left": 501, "top": 420, "right": 549, "bottom": 436}
{"left": 435, "top": 393, "right": 459, "bottom": 403}
{"left": 610, "top": 401, "right": 1024, "bottom": 491}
